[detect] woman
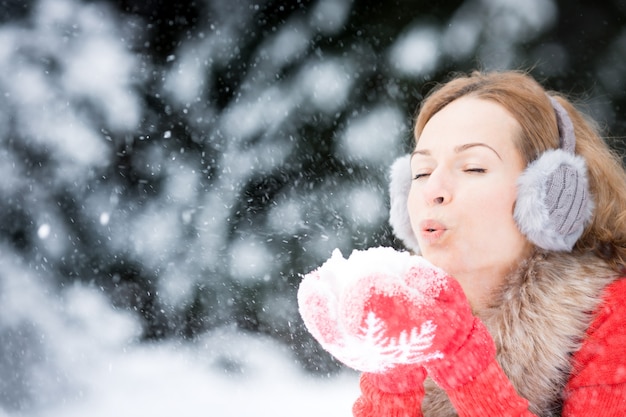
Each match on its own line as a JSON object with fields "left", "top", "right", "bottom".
{"left": 297, "top": 71, "right": 626, "bottom": 416}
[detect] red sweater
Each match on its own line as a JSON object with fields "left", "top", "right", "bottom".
{"left": 354, "top": 278, "right": 626, "bottom": 416}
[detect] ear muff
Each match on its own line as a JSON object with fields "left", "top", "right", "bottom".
{"left": 389, "top": 154, "right": 420, "bottom": 253}
{"left": 513, "top": 97, "right": 594, "bottom": 251}
{"left": 387, "top": 96, "right": 594, "bottom": 253}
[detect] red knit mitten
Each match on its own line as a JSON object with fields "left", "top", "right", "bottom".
{"left": 423, "top": 317, "right": 496, "bottom": 391}
{"left": 298, "top": 246, "right": 486, "bottom": 394}
{"left": 354, "top": 366, "right": 427, "bottom": 417}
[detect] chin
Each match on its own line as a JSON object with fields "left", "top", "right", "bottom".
{"left": 420, "top": 250, "right": 456, "bottom": 273}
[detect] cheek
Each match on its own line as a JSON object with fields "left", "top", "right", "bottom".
{"left": 484, "top": 187, "right": 515, "bottom": 212}
{"left": 469, "top": 181, "right": 519, "bottom": 228}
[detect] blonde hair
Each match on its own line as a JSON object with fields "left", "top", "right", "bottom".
{"left": 413, "top": 70, "right": 626, "bottom": 273}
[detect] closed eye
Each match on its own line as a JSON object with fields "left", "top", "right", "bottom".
{"left": 465, "top": 168, "right": 486, "bottom": 174}
{"left": 412, "top": 173, "right": 430, "bottom": 180}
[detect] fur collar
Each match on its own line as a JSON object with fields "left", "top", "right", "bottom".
{"left": 421, "top": 251, "right": 619, "bottom": 416}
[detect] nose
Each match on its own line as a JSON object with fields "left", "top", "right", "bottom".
{"left": 422, "top": 168, "right": 452, "bottom": 206}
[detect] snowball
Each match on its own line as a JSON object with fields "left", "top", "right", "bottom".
{"left": 311, "top": 246, "right": 448, "bottom": 301}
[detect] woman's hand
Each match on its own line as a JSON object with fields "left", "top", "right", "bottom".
{"left": 297, "top": 247, "right": 495, "bottom": 393}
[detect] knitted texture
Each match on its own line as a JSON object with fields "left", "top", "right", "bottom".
{"left": 544, "top": 163, "right": 587, "bottom": 236}
{"left": 447, "top": 360, "right": 532, "bottom": 417}
{"left": 364, "top": 365, "right": 428, "bottom": 394}
{"left": 424, "top": 318, "right": 495, "bottom": 391}
{"left": 352, "top": 278, "right": 626, "bottom": 417}
{"left": 354, "top": 371, "right": 425, "bottom": 417}
{"left": 563, "top": 278, "right": 626, "bottom": 415}
{"left": 549, "top": 96, "right": 575, "bottom": 152}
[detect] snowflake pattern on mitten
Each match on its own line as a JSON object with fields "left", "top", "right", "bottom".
{"left": 336, "top": 311, "right": 442, "bottom": 372}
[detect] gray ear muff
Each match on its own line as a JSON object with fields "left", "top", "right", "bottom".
{"left": 389, "top": 154, "right": 421, "bottom": 253}
{"left": 513, "top": 97, "right": 594, "bottom": 252}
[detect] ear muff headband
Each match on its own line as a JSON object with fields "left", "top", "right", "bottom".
{"left": 388, "top": 96, "right": 593, "bottom": 253}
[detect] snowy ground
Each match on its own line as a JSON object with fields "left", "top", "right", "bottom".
{"left": 38, "top": 329, "right": 359, "bottom": 417}
{"left": 0, "top": 252, "right": 359, "bottom": 417}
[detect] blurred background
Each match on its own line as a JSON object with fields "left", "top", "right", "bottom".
{"left": 1, "top": 0, "right": 625, "bottom": 415}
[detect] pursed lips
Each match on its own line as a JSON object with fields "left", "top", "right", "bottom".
{"left": 419, "top": 219, "right": 447, "bottom": 242}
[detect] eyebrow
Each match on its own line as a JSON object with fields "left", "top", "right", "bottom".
{"left": 411, "top": 142, "right": 502, "bottom": 160}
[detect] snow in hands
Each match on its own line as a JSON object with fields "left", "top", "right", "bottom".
{"left": 297, "top": 246, "right": 450, "bottom": 373}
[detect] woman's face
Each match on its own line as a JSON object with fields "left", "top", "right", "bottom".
{"left": 408, "top": 96, "right": 530, "bottom": 307}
